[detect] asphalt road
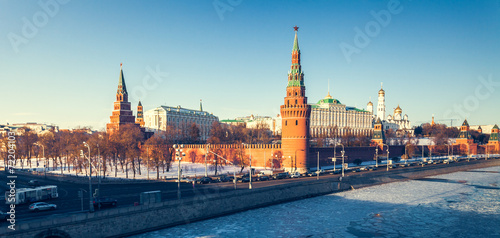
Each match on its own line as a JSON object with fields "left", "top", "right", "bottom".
{"left": 0, "top": 157, "right": 497, "bottom": 223}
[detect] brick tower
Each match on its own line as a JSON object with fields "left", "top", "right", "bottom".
{"left": 280, "top": 26, "right": 311, "bottom": 172}
{"left": 136, "top": 100, "right": 145, "bottom": 127}
{"left": 487, "top": 124, "right": 500, "bottom": 152}
{"left": 454, "top": 119, "right": 477, "bottom": 155}
{"left": 371, "top": 118, "right": 385, "bottom": 147}
{"left": 106, "top": 63, "right": 138, "bottom": 134}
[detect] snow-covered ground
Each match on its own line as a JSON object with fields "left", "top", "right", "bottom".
{"left": 131, "top": 166, "right": 500, "bottom": 238}
{"left": 1, "top": 158, "right": 261, "bottom": 180}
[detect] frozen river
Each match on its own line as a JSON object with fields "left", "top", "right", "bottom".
{"left": 131, "top": 166, "right": 500, "bottom": 238}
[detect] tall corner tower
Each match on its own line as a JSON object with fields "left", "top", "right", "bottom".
{"left": 377, "top": 83, "right": 385, "bottom": 121}
{"left": 280, "top": 26, "right": 311, "bottom": 172}
{"left": 488, "top": 124, "right": 500, "bottom": 152}
{"left": 106, "top": 63, "right": 137, "bottom": 134}
{"left": 136, "top": 100, "right": 145, "bottom": 127}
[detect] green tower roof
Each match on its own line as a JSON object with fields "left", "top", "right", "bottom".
{"left": 293, "top": 26, "right": 300, "bottom": 52}
{"left": 118, "top": 63, "right": 128, "bottom": 95}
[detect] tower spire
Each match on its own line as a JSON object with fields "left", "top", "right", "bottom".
{"left": 118, "top": 63, "right": 127, "bottom": 95}
{"left": 200, "top": 99, "right": 203, "bottom": 112}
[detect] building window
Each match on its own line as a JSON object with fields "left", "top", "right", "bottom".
{"left": 285, "top": 121, "right": 287, "bottom": 126}
{"left": 296, "top": 120, "right": 298, "bottom": 125}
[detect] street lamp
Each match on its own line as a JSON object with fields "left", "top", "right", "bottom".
{"left": 375, "top": 146, "right": 379, "bottom": 168}
{"left": 209, "top": 151, "right": 236, "bottom": 190}
{"left": 335, "top": 142, "right": 345, "bottom": 177}
{"left": 381, "top": 143, "right": 390, "bottom": 171}
{"left": 173, "top": 144, "right": 185, "bottom": 199}
{"left": 35, "top": 142, "right": 45, "bottom": 179}
{"left": 83, "top": 141, "right": 94, "bottom": 212}
{"left": 205, "top": 144, "right": 209, "bottom": 177}
{"left": 316, "top": 151, "right": 320, "bottom": 180}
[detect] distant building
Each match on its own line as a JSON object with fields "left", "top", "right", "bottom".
{"left": 1, "top": 122, "right": 58, "bottom": 135}
{"left": 221, "top": 115, "right": 282, "bottom": 136}
{"left": 310, "top": 92, "right": 372, "bottom": 137}
{"left": 371, "top": 84, "right": 412, "bottom": 135}
{"left": 143, "top": 103, "right": 218, "bottom": 142}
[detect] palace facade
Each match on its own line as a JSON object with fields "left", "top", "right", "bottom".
{"left": 143, "top": 103, "right": 218, "bottom": 142}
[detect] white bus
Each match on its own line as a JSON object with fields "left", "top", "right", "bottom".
{"left": 5, "top": 185, "right": 58, "bottom": 205}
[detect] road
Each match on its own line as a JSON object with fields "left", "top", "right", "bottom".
{"left": 0, "top": 157, "right": 497, "bottom": 222}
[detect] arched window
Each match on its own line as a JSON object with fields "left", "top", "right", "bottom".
{"left": 285, "top": 120, "right": 287, "bottom": 126}
{"left": 295, "top": 120, "right": 298, "bottom": 125}
{"left": 295, "top": 99, "right": 297, "bottom": 104}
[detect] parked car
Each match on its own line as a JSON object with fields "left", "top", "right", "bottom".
{"left": 93, "top": 197, "right": 118, "bottom": 208}
{"left": 180, "top": 177, "right": 196, "bottom": 183}
{"left": 217, "top": 175, "right": 232, "bottom": 182}
{"left": 258, "top": 176, "right": 270, "bottom": 181}
{"left": 196, "top": 177, "right": 213, "bottom": 184}
{"left": 29, "top": 202, "right": 57, "bottom": 212}
{"left": 273, "top": 172, "right": 290, "bottom": 180}
{"left": 28, "top": 180, "right": 40, "bottom": 187}
{"left": 290, "top": 172, "right": 301, "bottom": 178}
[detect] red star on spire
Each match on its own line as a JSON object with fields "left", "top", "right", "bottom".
{"left": 293, "top": 26, "right": 299, "bottom": 31}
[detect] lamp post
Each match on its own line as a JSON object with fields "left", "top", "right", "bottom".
{"left": 97, "top": 143, "right": 101, "bottom": 198}
{"left": 382, "top": 143, "right": 390, "bottom": 171}
{"left": 375, "top": 146, "right": 378, "bottom": 168}
{"left": 209, "top": 151, "right": 236, "bottom": 190}
{"left": 205, "top": 144, "right": 209, "bottom": 177}
{"left": 35, "top": 143, "right": 45, "bottom": 179}
{"left": 316, "top": 151, "right": 320, "bottom": 180}
{"left": 174, "top": 144, "right": 185, "bottom": 199}
{"left": 83, "top": 142, "right": 94, "bottom": 212}
{"left": 335, "top": 143, "right": 345, "bottom": 177}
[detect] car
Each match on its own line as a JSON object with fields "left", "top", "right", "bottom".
{"left": 290, "top": 172, "right": 301, "bottom": 178}
{"left": 196, "top": 177, "right": 213, "bottom": 184}
{"left": 352, "top": 168, "right": 361, "bottom": 173}
{"left": 258, "top": 176, "right": 269, "bottom": 181}
{"left": 359, "top": 167, "right": 368, "bottom": 171}
{"left": 217, "top": 175, "right": 232, "bottom": 182}
{"left": 333, "top": 169, "right": 342, "bottom": 174}
{"left": 180, "top": 178, "right": 196, "bottom": 183}
{"left": 28, "top": 180, "right": 40, "bottom": 187}
{"left": 273, "top": 172, "right": 290, "bottom": 180}
{"left": 93, "top": 197, "right": 118, "bottom": 208}
{"left": 29, "top": 202, "right": 57, "bottom": 212}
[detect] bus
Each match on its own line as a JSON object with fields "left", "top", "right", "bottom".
{"left": 5, "top": 185, "right": 58, "bottom": 205}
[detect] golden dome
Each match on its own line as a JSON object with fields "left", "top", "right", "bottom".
{"left": 394, "top": 105, "right": 402, "bottom": 114}
{"left": 367, "top": 101, "right": 373, "bottom": 106}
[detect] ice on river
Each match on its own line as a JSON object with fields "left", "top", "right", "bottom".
{"left": 131, "top": 166, "right": 500, "bottom": 238}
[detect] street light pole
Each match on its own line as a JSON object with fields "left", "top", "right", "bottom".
{"left": 97, "top": 143, "right": 100, "bottom": 198}
{"left": 375, "top": 146, "right": 378, "bottom": 168}
{"left": 317, "top": 151, "right": 320, "bottom": 180}
{"left": 83, "top": 142, "right": 94, "bottom": 212}
{"left": 35, "top": 143, "right": 45, "bottom": 179}
{"left": 174, "top": 144, "right": 185, "bottom": 199}
{"left": 205, "top": 144, "right": 209, "bottom": 177}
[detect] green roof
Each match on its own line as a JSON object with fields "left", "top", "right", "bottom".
{"left": 118, "top": 65, "right": 127, "bottom": 95}
{"left": 317, "top": 98, "right": 341, "bottom": 105}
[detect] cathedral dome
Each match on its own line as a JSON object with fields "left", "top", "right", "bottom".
{"left": 367, "top": 101, "right": 373, "bottom": 106}
{"left": 394, "top": 105, "right": 402, "bottom": 114}
{"left": 378, "top": 88, "right": 385, "bottom": 95}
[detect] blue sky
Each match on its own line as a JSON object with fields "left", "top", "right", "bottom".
{"left": 1, "top": 0, "right": 499, "bottom": 130}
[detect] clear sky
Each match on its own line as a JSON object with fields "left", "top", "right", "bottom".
{"left": 1, "top": 0, "right": 499, "bottom": 130}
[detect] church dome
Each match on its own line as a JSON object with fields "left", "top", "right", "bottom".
{"left": 394, "top": 105, "right": 402, "bottom": 114}
{"left": 367, "top": 101, "right": 373, "bottom": 106}
{"left": 378, "top": 88, "right": 385, "bottom": 95}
